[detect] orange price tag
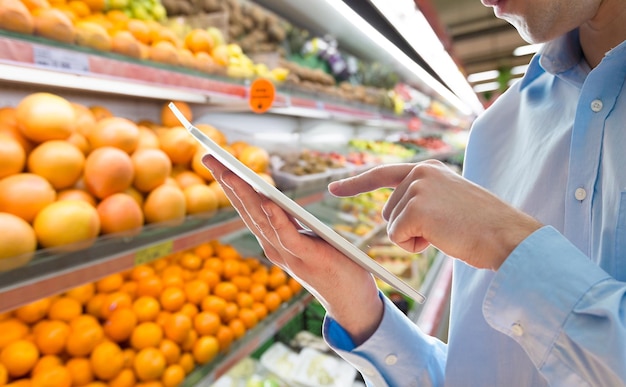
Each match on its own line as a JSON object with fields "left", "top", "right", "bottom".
{"left": 248, "top": 78, "right": 275, "bottom": 114}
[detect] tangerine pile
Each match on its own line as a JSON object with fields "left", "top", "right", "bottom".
{"left": 0, "top": 239, "right": 303, "bottom": 386}
{"left": 0, "top": 93, "right": 274, "bottom": 270}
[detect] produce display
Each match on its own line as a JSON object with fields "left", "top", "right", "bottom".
{"left": 348, "top": 138, "right": 417, "bottom": 162}
{"left": 0, "top": 94, "right": 274, "bottom": 271}
{"left": 0, "top": 239, "right": 303, "bottom": 386}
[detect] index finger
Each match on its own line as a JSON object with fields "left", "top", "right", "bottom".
{"left": 328, "top": 163, "right": 416, "bottom": 197}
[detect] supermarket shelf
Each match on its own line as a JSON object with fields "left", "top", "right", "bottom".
{"left": 0, "top": 31, "right": 418, "bottom": 128}
{"left": 184, "top": 290, "right": 315, "bottom": 386}
{"left": 0, "top": 191, "right": 325, "bottom": 314}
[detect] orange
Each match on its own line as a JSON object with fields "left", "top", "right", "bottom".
{"left": 133, "top": 296, "right": 161, "bottom": 322}
{"left": 213, "top": 282, "right": 238, "bottom": 302}
{"left": 192, "top": 242, "right": 213, "bottom": 259}
{"left": 161, "top": 364, "right": 185, "bottom": 387}
{"left": 159, "top": 287, "right": 186, "bottom": 312}
{"left": 83, "top": 147, "right": 134, "bottom": 200}
{"left": 0, "top": 0, "right": 33, "bottom": 35}
{"left": 14, "top": 297, "right": 51, "bottom": 324}
{"left": 31, "top": 365, "right": 72, "bottom": 387}
{"left": 16, "top": 92, "right": 75, "bottom": 143}
{"left": 231, "top": 276, "right": 252, "bottom": 293}
{"left": 158, "top": 127, "right": 196, "bottom": 165}
{"left": 214, "top": 244, "right": 240, "bottom": 260}
{"left": 32, "top": 7, "right": 75, "bottom": 43}
{"left": 178, "top": 353, "right": 194, "bottom": 375}
{"left": 88, "top": 117, "right": 140, "bottom": 154}
{"left": 251, "top": 302, "right": 268, "bottom": 321}
{"left": 120, "top": 280, "right": 138, "bottom": 298}
{"left": 136, "top": 126, "right": 160, "bottom": 149}
{"left": 215, "top": 325, "right": 233, "bottom": 353}
{"left": 235, "top": 292, "right": 254, "bottom": 310}
{"left": 288, "top": 277, "right": 303, "bottom": 295}
{"left": 200, "top": 295, "right": 227, "bottom": 318}
{"left": 184, "top": 28, "right": 214, "bottom": 54}
{"left": 162, "top": 313, "right": 191, "bottom": 344}
{"left": 31, "top": 355, "right": 62, "bottom": 376}
{"left": 250, "top": 267, "right": 269, "bottom": 286}
{"left": 267, "top": 270, "right": 287, "bottom": 290}
{"left": 89, "top": 105, "right": 113, "bottom": 121}
{"left": 237, "top": 263, "right": 251, "bottom": 276}
{"left": 179, "top": 303, "right": 198, "bottom": 319}
{"left": 0, "top": 107, "right": 17, "bottom": 128}
{"left": 237, "top": 308, "right": 258, "bottom": 329}
{"left": 161, "top": 272, "right": 183, "bottom": 289}
{"left": 180, "top": 329, "right": 197, "bottom": 352}
{"left": 172, "top": 170, "right": 204, "bottom": 190}
{"left": 228, "top": 318, "right": 245, "bottom": 340}
{"left": 202, "top": 258, "right": 223, "bottom": 276}
{"left": 0, "top": 124, "right": 34, "bottom": 155}
{"left": 110, "top": 30, "right": 142, "bottom": 59}
{"left": 68, "top": 314, "right": 99, "bottom": 331}
{"left": 148, "top": 40, "right": 180, "bottom": 66}
{"left": 220, "top": 302, "right": 238, "bottom": 324}
{"left": 196, "top": 124, "right": 227, "bottom": 147}
{"left": 238, "top": 145, "right": 270, "bottom": 173}
{"left": 143, "top": 185, "right": 186, "bottom": 225}
{"left": 99, "top": 291, "right": 132, "bottom": 319}
{"left": 0, "top": 134, "right": 25, "bottom": 179}
{"left": 65, "top": 357, "right": 94, "bottom": 386}
{"left": 161, "top": 102, "right": 191, "bottom": 128}
{"left": 0, "top": 173, "right": 56, "bottom": 223}
{"left": 108, "top": 368, "right": 136, "bottom": 387}
{"left": 275, "top": 284, "right": 294, "bottom": 302}
{"left": 196, "top": 269, "right": 220, "bottom": 291}
{"left": 47, "top": 297, "right": 82, "bottom": 322}
{"left": 249, "top": 283, "right": 267, "bottom": 303}
{"left": 104, "top": 307, "right": 137, "bottom": 342}
{"left": 130, "top": 322, "right": 163, "bottom": 350}
{"left": 33, "top": 200, "right": 100, "bottom": 249}
{"left": 158, "top": 339, "right": 180, "bottom": 366}
{"left": 263, "top": 291, "right": 282, "bottom": 313}
{"left": 4, "top": 379, "right": 34, "bottom": 387}
{"left": 66, "top": 132, "right": 91, "bottom": 155}
{"left": 183, "top": 280, "right": 208, "bottom": 306}
{"left": 71, "top": 102, "right": 97, "bottom": 137}
{"left": 90, "top": 341, "right": 124, "bottom": 381}
{"left": 96, "top": 273, "right": 124, "bottom": 293}
{"left": 134, "top": 347, "right": 166, "bottom": 382}
{"left": 127, "top": 19, "right": 151, "bottom": 45}
{"left": 96, "top": 193, "right": 144, "bottom": 235}
{"left": 193, "top": 311, "right": 220, "bottom": 336}
{"left": 243, "top": 257, "right": 261, "bottom": 271}
{"left": 0, "top": 339, "right": 39, "bottom": 378}
{"left": 221, "top": 260, "right": 240, "bottom": 280}
{"left": 0, "top": 363, "right": 6, "bottom": 385}
{"left": 33, "top": 320, "right": 70, "bottom": 355}
{"left": 27, "top": 141, "right": 85, "bottom": 190}
{"left": 0, "top": 213, "right": 36, "bottom": 271}
{"left": 130, "top": 265, "right": 155, "bottom": 281}
{"left": 0, "top": 318, "right": 29, "bottom": 350}
{"left": 179, "top": 253, "right": 201, "bottom": 271}
{"left": 65, "top": 323, "right": 103, "bottom": 357}
{"left": 131, "top": 148, "right": 172, "bottom": 193}
{"left": 190, "top": 150, "right": 215, "bottom": 182}
{"left": 136, "top": 275, "right": 164, "bottom": 298}
{"left": 192, "top": 335, "right": 218, "bottom": 365}
{"left": 56, "top": 189, "right": 97, "bottom": 207}
{"left": 211, "top": 44, "right": 229, "bottom": 66}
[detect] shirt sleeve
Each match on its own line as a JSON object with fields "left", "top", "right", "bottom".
{"left": 483, "top": 225, "right": 625, "bottom": 386}
{"left": 323, "top": 292, "right": 448, "bottom": 387}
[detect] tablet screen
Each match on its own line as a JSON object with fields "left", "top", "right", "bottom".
{"left": 168, "top": 102, "right": 426, "bottom": 304}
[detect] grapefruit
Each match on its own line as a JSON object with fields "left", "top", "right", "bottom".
{"left": 136, "top": 126, "right": 160, "bottom": 149}
{"left": 33, "top": 200, "right": 100, "bottom": 249}
{"left": 161, "top": 102, "right": 191, "bottom": 128}
{"left": 0, "top": 213, "right": 36, "bottom": 271}
{"left": 88, "top": 117, "right": 140, "bottom": 154}
{"left": 191, "top": 150, "right": 215, "bottom": 182}
{"left": 131, "top": 148, "right": 172, "bottom": 193}
{"left": 83, "top": 147, "right": 134, "bottom": 199}
{"left": 158, "top": 127, "right": 196, "bottom": 165}
{"left": 0, "top": 0, "right": 34, "bottom": 34}
{"left": 27, "top": 140, "right": 85, "bottom": 189}
{"left": 183, "top": 184, "right": 218, "bottom": 216}
{"left": 238, "top": 145, "right": 269, "bottom": 173}
{"left": 0, "top": 133, "right": 26, "bottom": 178}
{"left": 143, "top": 184, "right": 186, "bottom": 224}
{"left": 195, "top": 123, "right": 227, "bottom": 146}
{"left": 16, "top": 92, "right": 75, "bottom": 143}
{"left": 33, "top": 7, "right": 75, "bottom": 44}
{"left": 56, "top": 188, "right": 97, "bottom": 207}
{"left": 96, "top": 193, "right": 144, "bottom": 235}
{"left": 0, "top": 173, "right": 56, "bottom": 222}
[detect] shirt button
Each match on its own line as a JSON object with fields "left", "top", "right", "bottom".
{"left": 385, "top": 354, "right": 398, "bottom": 365}
{"left": 590, "top": 99, "right": 603, "bottom": 112}
{"left": 511, "top": 322, "right": 524, "bottom": 336}
{"left": 574, "top": 188, "right": 587, "bottom": 201}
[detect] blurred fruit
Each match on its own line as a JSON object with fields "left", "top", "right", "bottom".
{"left": 158, "top": 339, "right": 180, "bottom": 366}
{"left": 1, "top": 340, "right": 39, "bottom": 378}
{"left": 95, "top": 273, "right": 124, "bottom": 293}
{"left": 158, "top": 127, "right": 196, "bottom": 165}
{"left": 192, "top": 335, "right": 218, "bottom": 365}
{"left": 178, "top": 352, "right": 194, "bottom": 375}
{"left": 65, "top": 357, "right": 94, "bottom": 386}
{"left": 104, "top": 308, "right": 137, "bottom": 342}
{"left": 90, "top": 341, "right": 124, "bottom": 381}
{"left": 149, "top": 40, "right": 180, "bottom": 66}
{"left": 108, "top": 368, "right": 135, "bottom": 387}
{"left": 162, "top": 313, "right": 191, "bottom": 344}
{"left": 75, "top": 21, "right": 111, "bottom": 51}
{"left": 130, "top": 322, "right": 163, "bottom": 350}
{"left": 161, "top": 102, "right": 191, "bottom": 128}
{"left": 190, "top": 150, "right": 214, "bottom": 182}
{"left": 89, "top": 105, "right": 113, "bottom": 121}
{"left": 161, "top": 364, "right": 185, "bottom": 387}
{"left": 33, "top": 7, "right": 75, "bottom": 43}
{"left": 111, "top": 30, "right": 142, "bottom": 58}
{"left": 195, "top": 123, "right": 226, "bottom": 146}
{"left": 0, "top": 0, "right": 34, "bottom": 34}
{"left": 83, "top": 146, "right": 134, "bottom": 199}
{"left": 130, "top": 149, "right": 171, "bottom": 194}
{"left": 31, "top": 365, "right": 72, "bottom": 387}
{"left": 134, "top": 347, "right": 166, "bottom": 382}
{"left": 159, "top": 287, "right": 185, "bottom": 313}
{"left": 183, "top": 184, "right": 219, "bottom": 216}
{"left": 251, "top": 302, "right": 268, "bottom": 321}
{"left": 263, "top": 291, "right": 282, "bottom": 312}
{"left": 31, "top": 355, "right": 62, "bottom": 376}
{"left": 27, "top": 140, "right": 85, "bottom": 190}
{"left": 143, "top": 184, "right": 186, "bottom": 224}
{"left": 136, "top": 126, "right": 160, "bottom": 149}
{"left": 99, "top": 291, "right": 132, "bottom": 319}
{"left": 267, "top": 270, "right": 287, "bottom": 290}
{"left": 0, "top": 173, "right": 56, "bottom": 222}
{"left": 14, "top": 298, "right": 50, "bottom": 324}
{"left": 193, "top": 311, "right": 220, "bottom": 336}
{"left": 228, "top": 318, "right": 245, "bottom": 340}
{"left": 0, "top": 135, "right": 25, "bottom": 179}
{"left": 172, "top": 169, "right": 204, "bottom": 190}
{"left": 0, "top": 213, "right": 36, "bottom": 270}
{"left": 127, "top": 19, "right": 151, "bottom": 44}
{"left": 238, "top": 145, "right": 270, "bottom": 173}
{"left": 136, "top": 276, "right": 164, "bottom": 298}
{"left": 184, "top": 28, "right": 213, "bottom": 54}
{"left": 213, "top": 282, "right": 238, "bottom": 302}
{"left": 56, "top": 188, "right": 97, "bottom": 207}
{"left": 200, "top": 295, "right": 226, "bottom": 316}
{"left": 0, "top": 319, "right": 29, "bottom": 350}
{"left": 33, "top": 200, "right": 100, "bottom": 249}
{"left": 88, "top": 117, "right": 140, "bottom": 154}
{"left": 65, "top": 321, "right": 103, "bottom": 357}
{"left": 215, "top": 325, "right": 233, "bottom": 352}
{"left": 96, "top": 193, "right": 144, "bottom": 234}
{"left": 33, "top": 320, "right": 70, "bottom": 355}
{"left": 133, "top": 295, "right": 161, "bottom": 322}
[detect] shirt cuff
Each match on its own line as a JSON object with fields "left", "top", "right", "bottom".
{"left": 483, "top": 225, "right": 611, "bottom": 368}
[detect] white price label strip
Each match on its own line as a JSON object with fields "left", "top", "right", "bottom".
{"left": 33, "top": 45, "right": 89, "bottom": 72}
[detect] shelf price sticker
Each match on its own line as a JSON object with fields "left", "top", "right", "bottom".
{"left": 33, "top": 45, "right": 90, "bottom": 73}
{"left": 248, "top": 78, "right": 275, "bottom": 114}
{"left": 134, "top": 240, "right": 173, "bottom": 266}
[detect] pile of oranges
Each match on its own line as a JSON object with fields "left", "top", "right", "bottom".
{"left": 0, "top": 92, "right": 272, "bottom": 270}
{"left": 0, "top": 239, "right": 303, "bottom": 386}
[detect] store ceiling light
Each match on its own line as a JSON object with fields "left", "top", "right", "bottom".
{"left": 473, "top": 81, "right": 501, "bottom": 93}
{"left": 513, "top": 43, "right": 543, "bottom": 57}
{"left": 323, "top": 0, "right": 483, "bottom": 117}
{"left": 0, "top": 63, "right": 209, "bottom": 103}
{"left": 467, "top": 69, "right": 500, "bottom": 84}
{"left": 511, "top": 64, "right": 529, "bottom": 75}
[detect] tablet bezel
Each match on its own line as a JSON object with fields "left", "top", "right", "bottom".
{"left": 168, "top": 102, "right": 425, "bottom": 304}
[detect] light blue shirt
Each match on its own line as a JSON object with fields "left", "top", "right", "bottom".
{"left": 323, "top": 29, "right": 626, "bottom": 386}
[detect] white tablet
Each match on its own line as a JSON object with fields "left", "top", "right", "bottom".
{"left": 169, "top": 102, "right": 426, "bottom": 304}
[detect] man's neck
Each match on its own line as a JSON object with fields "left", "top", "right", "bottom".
{"left": 580, "top": 0, "right": 626, "bottom": 67}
